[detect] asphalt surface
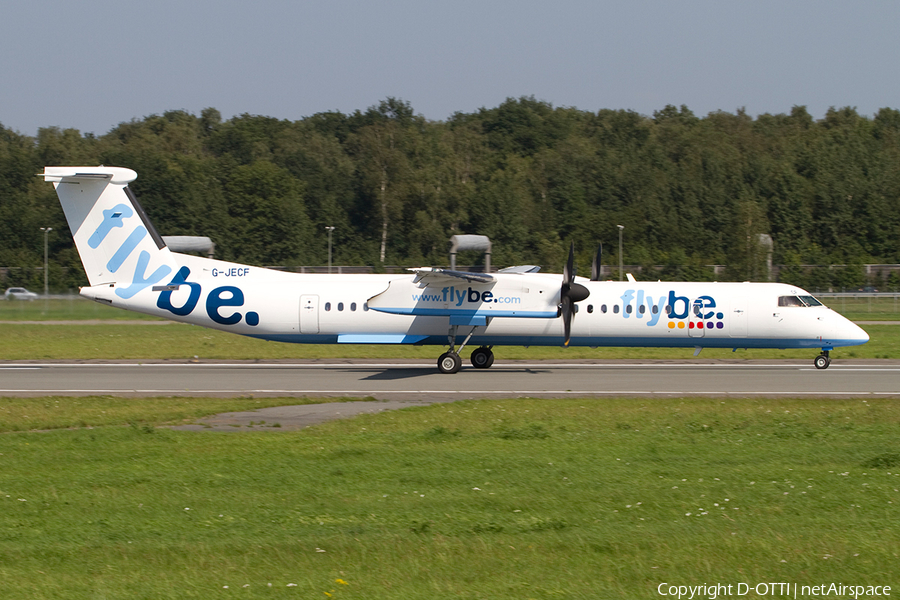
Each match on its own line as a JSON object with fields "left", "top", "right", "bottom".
{"left": 2, "top": 359, "right": 898, "bottom": 430}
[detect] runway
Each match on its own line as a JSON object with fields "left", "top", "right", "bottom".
{"left": 1, "top": 360, "right": 899, "bottom": 399}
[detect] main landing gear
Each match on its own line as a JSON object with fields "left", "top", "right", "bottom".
{"left": 470, "top": 346, "right": 495, "bottom": 369}
{"left": 438, "top": 345, "right": 495, "bottom": 373}
{"left": 437, "top": 325, "right": 494, "bottom": 374}
{"left": 814, "top": 350, "right": 831, "bottom": 370}
{"left": 438, "top": 351, "right": 463, "bottom": 374}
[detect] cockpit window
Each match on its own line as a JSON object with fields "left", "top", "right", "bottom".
{"left": 778, "top": 295, "right": 823, "bottom": 307}
{"left": 778, "top": 296, "right": 804, "bottom": 307}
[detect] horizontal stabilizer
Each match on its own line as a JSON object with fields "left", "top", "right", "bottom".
{"left": 40, "top": 166, "right": 137, "bottom": 185}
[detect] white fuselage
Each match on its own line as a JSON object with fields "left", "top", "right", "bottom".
{"left": 81, "top": 253, "right": 868, "bottom": 352}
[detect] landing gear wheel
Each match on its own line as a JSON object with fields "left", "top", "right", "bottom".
{"left": 470, "top": 347, "right": 495, "bottom": 369}
{"left": 814, "top": 353, "right": 831, "bottom": 370}
{"left": 438, "top": 351, "right": 462, "bottom": 374}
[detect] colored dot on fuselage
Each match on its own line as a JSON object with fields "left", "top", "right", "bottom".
{"left": 668, "top": 321, "right": 675, "bottom": 329}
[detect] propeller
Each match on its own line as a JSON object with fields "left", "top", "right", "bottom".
{"left": 560, "top": 242, "right": 590, "bottom": 346}
{"left": 590, "top": 243, "right": 602, "bottom": 281}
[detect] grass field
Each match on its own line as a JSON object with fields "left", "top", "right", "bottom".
{"left": 0, "top": 396, "right": 898, "bottom": 599}
{"left": 0, "top": 396, "right": 363, "bottom": 433}
{"left": 817, "top": 294, "right": 900, "bottom": 322}
{"left": 0, "top": 297, "right": 162, "bottom": 321}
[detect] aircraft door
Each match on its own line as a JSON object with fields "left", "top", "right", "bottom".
{"left": 688, "top": 298, "right": 705, "bottom": 337}
{"left": 729, "top": 298, "right": 748, "bottom": 337}
{"left": 300, "top": 295, "right": 319, "bottom": 334}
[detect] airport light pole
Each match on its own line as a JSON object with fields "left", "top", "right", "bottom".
{"left": 616, "top": 225, "right": 624, "bottom": 282}
{"left": 325, "top": 226, "right": 335, "bottom": 273}
{"left": 40, "top": 227, "right": 52, "bottom": 296}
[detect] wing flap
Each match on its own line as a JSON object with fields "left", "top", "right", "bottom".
{"left": 410, "top": 267, "right": 494, "bottom": 285}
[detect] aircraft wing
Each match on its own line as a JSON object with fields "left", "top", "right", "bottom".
{"left": 409, "top": 267, "right": 494, "bottom": 285}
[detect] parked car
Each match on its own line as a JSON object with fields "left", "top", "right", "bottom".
{"left": 3, "top": 287, "right": 39, "bottom": 300}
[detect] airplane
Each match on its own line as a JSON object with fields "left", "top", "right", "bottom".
{"left": 40, "top": 166, "right": 869, "bottom": 373}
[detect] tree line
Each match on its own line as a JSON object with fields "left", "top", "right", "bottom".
{"left": 2, "top": 97, "right": 900, "bottom": 292}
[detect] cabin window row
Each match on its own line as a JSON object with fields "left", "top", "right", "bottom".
{"left": 323, "top": 302, "right": 369, "bottom": 312}
{"left": 586, "top": 304, "right": 666, "bottom": 314}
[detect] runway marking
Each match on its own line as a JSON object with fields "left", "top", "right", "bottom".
{"left": 5, "top": 362, "right": 900, "bottom": 370}
{"left": 799, "top": 368, "right": 900, "bottom": 372}
{"left": 0, "top": 389, "right": 897, "bottom": 396}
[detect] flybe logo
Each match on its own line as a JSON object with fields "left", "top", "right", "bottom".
{"left": 157, "top": 267, "right": 260, "bottom": 326}
{"left": 618, "top": 289, "right": 725, "bottom": 329}
{"left": 88, "top": 203, "right": 171, "bottom": 299}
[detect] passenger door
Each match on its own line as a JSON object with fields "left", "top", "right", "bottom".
{"left": 729, "top": 297, "right": 748, "bottom": 338}
{"left": 688, "top": 298, "right": 705, "bottom": 338}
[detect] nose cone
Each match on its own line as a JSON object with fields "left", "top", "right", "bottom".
{"left": 830, "top": 314, "right": 869, "bottom": 347}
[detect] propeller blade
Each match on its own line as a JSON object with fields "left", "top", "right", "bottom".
{"left": 559, "top": 242, "right": 589, "bottom": 346}
{"left": 561, "top": 295, "right": 573, "bottom": 346}
{"left": 591, "top": 243, "right": 602, "bottom": 281}
{"left": 563, "top": 241, "right": 575, "bottom": 285}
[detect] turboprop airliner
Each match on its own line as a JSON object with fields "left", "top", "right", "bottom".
{"left": 41, "top": 166, "right": 868, "bottom": 373}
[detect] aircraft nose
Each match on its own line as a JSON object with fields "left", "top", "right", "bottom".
{"left": 833, "top": 316, "right": 869, "bottom": 346}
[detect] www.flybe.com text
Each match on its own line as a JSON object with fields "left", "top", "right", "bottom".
{"left": 412, "top": 286, "right": 522, "bottom": 306}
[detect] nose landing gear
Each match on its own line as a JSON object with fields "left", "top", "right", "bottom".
{"left": 814, "top": 350, "right": 831, "bottom": 370}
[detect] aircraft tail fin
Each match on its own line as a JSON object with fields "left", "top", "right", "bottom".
{"left": 41, "top": 166, "right": 178, "bottom": 299}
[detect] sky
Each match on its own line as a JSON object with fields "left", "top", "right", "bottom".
{"left": 2, "top": 0, "right": 898, "bottom": 136}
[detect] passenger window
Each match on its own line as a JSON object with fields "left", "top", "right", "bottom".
{"left": 324, "top": 302, "right": 331, "bottom": 311}
{"left": 625, "top": 305, "right": 632, "bottom": 314}
{"left": 351, "top": 302, "right": 357, "bottom": 311}
{"left": 613, "top": 305, "right": 619, "bottom": 314}
{"left": 601, "top": 304, "right": 607, "bottom": 313}
{"left": 338, "top": 302, "right": 344, "bottom": 311}
{"left": 587, "top": 305, "right": 593, "bottom": 313}
{"left": 651, "top": 305, "right": 658, "bottom": 314}
{"left": 363, "top": 302, "right": 369, "bottom": 311}
{"left": 639, "top": 305, "right": 645, "bottom": 314}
